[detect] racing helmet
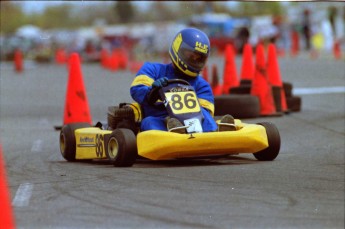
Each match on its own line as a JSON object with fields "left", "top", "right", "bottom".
{"left": 169, "top": 28, "right": 210, "bottom": 77}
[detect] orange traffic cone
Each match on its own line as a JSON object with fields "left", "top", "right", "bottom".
{"left": 202, "top": 65, "right": 209, "bottom": 83}
{"left": 333, "top": 39, "right": 342, "bottom": 60}
{"left": 267, "top": 44, "right": 283, "bottom": 86}
{"left": 55, "top": 48, "right": 67, "bottom": 64}
{"left": 240, "top": 43, "right": 254, "bottom": 82}
{"left": 211, "top": 64, "right": 222, "bottom": 96}
{"left": 290, "top": 30, "right": 299, "bottom": 57}
{"left": 251, "top": 43, "right": 277, "bottom": 116}
{"left": 100, "top": 49, "right": 108, "bottom": 68}
{"left": 14, "top": 49, "right": 23, "bottom": 73}
{"left": 129, "top": 60, "right": 144, "bottom": 73}
{"left": 109, "top": 49, "right": 119, "bottom": 71}
{"left": 0, "top": 144, "right": 16, "bottom": 229}
{"left": 267, "top": 43, "right": 288, "bottom": 113}
{"left": 63, "top": 53, "right": 92, "bottom": 125}
{"left": 118, "top": 48, "right": 128, "bottom": 70}
{"left": 222, "top": 44, "right": 239, "bottom": 94}
{"left": 277, "top": 47, "right": 286, "bottom": 58}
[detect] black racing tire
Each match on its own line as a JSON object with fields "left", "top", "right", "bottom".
{"left": 253, "top": 122, "right": 281, "bottom": 161}
{"left": 107, "top": 105, "right": 138, "bottom": 134}
{"left": 107, "top": 106, "right": 120, "bottom": 129}
{"left": 240, "top": 79, "right": 252, "bottom": 86}
{"left": 272, "top": 86, "right": 282, "bottom": 112}
{"left": 229, "top": 85, "right": 251, "bottom": 94}
{"left": 214, "top": 95, "right": 260, "bottom": 119}
{"left": 286, "top": 96, "right": 302, "bottom": 112}
{"left": 106, "top": 128, "right": 137, "bottom": 167}
{"left": 283, "top": 82, "right": 293, "bottom": 98}
{"left": 60, "top": 122, "right": 92, "bottom": 162}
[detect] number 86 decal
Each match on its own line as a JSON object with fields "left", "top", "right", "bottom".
{"left": 95, "top": 134, "right": 104, "bottom": 157}
{"left": 165, "top": 91, "right": 200, "bottom": 114}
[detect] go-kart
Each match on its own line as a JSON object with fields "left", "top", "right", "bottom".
{"left": 59, "top": 79, "right": 281, "bottom": 167}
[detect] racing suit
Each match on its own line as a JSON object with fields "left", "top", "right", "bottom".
{"left": 130, "top": 62, "right": 217, "bottom": 132}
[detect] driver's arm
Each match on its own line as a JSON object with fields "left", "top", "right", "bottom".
{"left": 195, "top": 80, "right": 215, "bottom": 117}
{"left": 130, "top": 63, "right": 157, "bottom": 105}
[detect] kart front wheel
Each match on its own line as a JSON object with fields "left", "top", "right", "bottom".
{"left": 60, "top": 122, "right": 92, "bottom": 162}
{"left": 106, "top": 128, "right": 137, "bottom": 167}
{"left": 253, "top": 122, "right": 281, "bottom": 161}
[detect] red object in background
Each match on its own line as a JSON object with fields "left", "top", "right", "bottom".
{"left": 63, "top": 53, "right": 92, "bottom": 125}
{"left": 209, "top": 37, "right": 235, "bottom": 56}
{"left": 109, "top": 49, "right": 119, "bottom": 71}
{"left": 0, "top": 144, "right": 16, "bottom": 229}
{"left": 14, "top": 49, "right": 23, "bottom": 73}
{"left": 290, "top": 31, "right": 299, "bottom": 57}
{"left": 202, "top": 65, "right": 209, "bottom": 83}
{"left": 104, "top": 48, "right": 129, "bottom": 71}
{"left": 240, "top": 43, "right": 254, "bottom": 81}
{"left": 100, "top": 49, "right": 109, "bottom": 68}
{"left": 55, "top": 48, "right": 68, "bottom": 64}
{"left": 211, "top": 64, "right": 222, "bottom": 96}
{"left": 222, "top": 44, "right": 239, "bottom": 94}
{"left": 251, "top": 43, "right": 276, "bottom": 116}
{"left": 117, "top": 49, "right": 128, "bottom": 70}
{"left": 129, "top": 61, "right": 144, "bottom": 73}
{"left": 333, "top": 39, "right": 342, "bottom": 60}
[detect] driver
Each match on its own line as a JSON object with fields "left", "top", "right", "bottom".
{"left": 130, "top": 28, "right": 234, "bottom": 133}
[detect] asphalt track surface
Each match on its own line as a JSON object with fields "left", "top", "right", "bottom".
{"left": 1, "top": 54, "right": 344, "bottom": 229}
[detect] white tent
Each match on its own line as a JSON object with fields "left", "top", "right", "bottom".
{"left": 16, "top": 25, "right": 42, "bottom": 39}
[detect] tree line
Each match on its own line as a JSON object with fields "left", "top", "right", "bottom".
{"left": 1, "top": 1, "right": 284, "bottom": 35}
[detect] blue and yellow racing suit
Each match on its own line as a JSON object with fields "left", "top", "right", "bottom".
{"left": 130, "top": 62, "right": 217, "bottom": 132}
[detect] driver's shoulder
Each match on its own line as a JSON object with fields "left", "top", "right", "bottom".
{"left": 143, "top": 62, "right": 169, "bottom": 68}
{"left": 193, "top": 76, "right": 210, "bottom": 88}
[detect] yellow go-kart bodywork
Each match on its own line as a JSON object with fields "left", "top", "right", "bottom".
{"left": 137, "top": 119, "right": 268, "bottom": 160}
{"left": 65, "top": 119, "right": 268, "bottom": 162}
{"left": 74, "top": 128, "right": 111, "bottom": 160}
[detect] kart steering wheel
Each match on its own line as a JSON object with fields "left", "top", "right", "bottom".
{"left": 147, "top": 79, "right": 190, "bottom": 105}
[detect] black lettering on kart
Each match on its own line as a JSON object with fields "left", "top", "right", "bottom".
{"left": 171, "top": 93, "right": 197, "bottom": 111}
{"left": 95, "top": 134, "right": 104, "bottom": 157}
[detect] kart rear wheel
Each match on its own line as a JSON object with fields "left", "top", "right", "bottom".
{"left": 229, "top": 85, "right": 251, "bottom": 94}
{"left": 253, "top": 122, "right": 281, "bottom": 161}
{"left": 106, "top": 128, "right": 137, "bottom": 167}
{"left": 60, "top": 122, "right": 91, "bottom": 162}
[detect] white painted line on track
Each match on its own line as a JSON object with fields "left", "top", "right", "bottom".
{"left": 12, "top": 183, "right": 34, "bottom": 207}
{"left": 31, "top": 139, "right": 43, "bottom": 152}
{"left": 293, "top": 86, "right": 345, "bottom": 95}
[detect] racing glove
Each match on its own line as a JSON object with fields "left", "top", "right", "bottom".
{"left": 152, "top": 77, "right": 168, "bottom": 88}
{"left": 147, "top": 77, "right": 168, "bottom": 105}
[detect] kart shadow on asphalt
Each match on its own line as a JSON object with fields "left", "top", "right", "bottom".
{"left": 134, "top": 155, "right": 258, "bottom": 168}
{"left": 56, "top": 154, "right": 259, "bottom": 168}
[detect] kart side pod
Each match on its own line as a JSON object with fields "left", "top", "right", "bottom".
{"left": 60, "top": 123, "right": 138, "bottom": 167}
{"left": 137, "top": 121, "right": 280, "bottom": 161}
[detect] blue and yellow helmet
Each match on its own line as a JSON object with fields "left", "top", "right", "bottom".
{"left": 169, "top": 28, "right": 210, "bottom": 77}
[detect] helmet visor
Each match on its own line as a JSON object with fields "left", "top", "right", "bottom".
{"left": 178, "top": 42, "right": 208, "bottom": 71}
